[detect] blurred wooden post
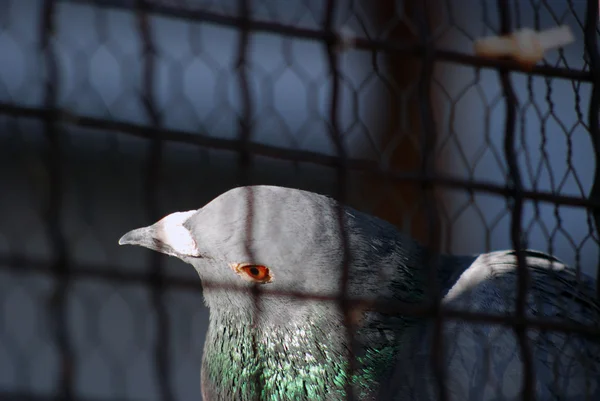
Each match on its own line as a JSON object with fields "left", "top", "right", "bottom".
{"left": 359, "top": 0, "right": 444, "bottom": 249}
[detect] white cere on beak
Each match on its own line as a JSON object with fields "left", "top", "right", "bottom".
{"left": 156, "top": 210, "right": 200, "bottom": 257}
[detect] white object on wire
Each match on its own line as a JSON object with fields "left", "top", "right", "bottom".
{"left": 474, "top": 25, "right": 575, "bottom": 66}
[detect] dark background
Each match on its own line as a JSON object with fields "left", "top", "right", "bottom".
{"left": 0, "top": 0, "right": 598, "bottom": 400}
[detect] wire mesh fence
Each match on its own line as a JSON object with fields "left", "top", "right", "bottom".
{"left": 1, "top": 0, "right": 600, "bottom": 400}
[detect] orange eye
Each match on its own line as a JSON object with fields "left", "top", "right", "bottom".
{"left": 241, "top": 265, "right": 270, "bottom": 282}
{"left": 230, "top": 263, "right": 273, "bottom": 283}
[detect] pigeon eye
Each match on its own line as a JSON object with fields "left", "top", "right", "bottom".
{"left": 230, "top": 263, "right": 273, "bottom": 283}
{"left": 243, "top": 265, "right": 268, "bottom": 279}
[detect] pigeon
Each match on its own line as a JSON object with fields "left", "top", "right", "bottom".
{"left": 118, "top": 185, "right": 600, "bottom": 400}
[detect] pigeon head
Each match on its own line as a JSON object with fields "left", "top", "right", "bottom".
{"left": 118, "top": 185, "right": 369, "bottom": 322}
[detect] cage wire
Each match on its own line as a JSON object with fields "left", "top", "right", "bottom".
{"left": 1, "top": 0, "right": 600, "bottom": 400}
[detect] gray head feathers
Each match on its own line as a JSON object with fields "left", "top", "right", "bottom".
{"left": 119, "top": 186, "right": 430, "bottom": 317}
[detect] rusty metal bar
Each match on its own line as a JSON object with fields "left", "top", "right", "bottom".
{"left": 40, "top": 0, "right": 75, "bottom": 399}
{"left": 496, "top": 2, "right": 534, "bottom": 400}
{"left": 135, "top": 1, "right": 174, "bottom": 400}
{"left": 62, "top": 0, "right": 595, "bottom": 82}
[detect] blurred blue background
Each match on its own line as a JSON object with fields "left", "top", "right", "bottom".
{"left": 0, "top": 0, "right": 597, "bottom": 400}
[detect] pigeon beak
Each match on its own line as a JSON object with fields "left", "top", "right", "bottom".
{"left": 118, "top": 225, "right": 171, "bottom": 255}
{"left": 118, "top": 210, "right": 202, "bottom": 258}
{"left": 118, "top": 227, "right": 150, "bottom": 246}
